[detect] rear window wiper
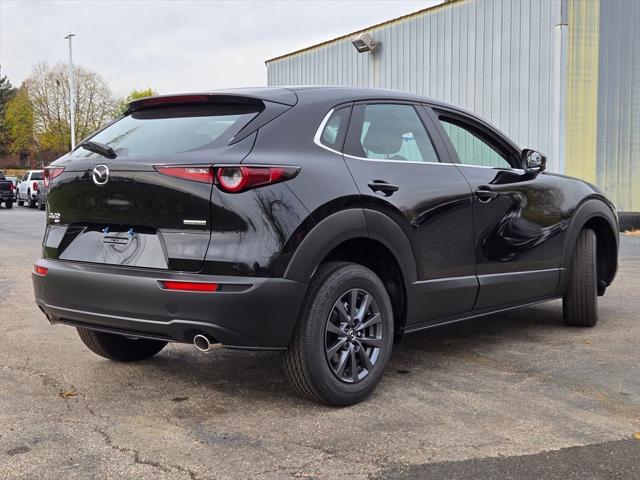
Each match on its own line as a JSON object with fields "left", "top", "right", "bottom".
{"left": 78, "top": 141, "right": 117, "bottom": 159}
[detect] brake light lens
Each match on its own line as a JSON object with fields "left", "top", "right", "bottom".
{"left": 33, "top": 265, "right": 48, "bottom": 276}
{"left": 32, "top": 181, "right": 38, "bottom": 191}
{"left": 159, "top": 281, "right": 218, "bottom": 292}
{"left": 44, "top": 167, "right": 65, "bottom": 188}
{"left": 216, "top": 166, "right": 298, "bottom": 193}
{"left": 155, "top": 166, "right": 214, "bottom": 184}
{"left": 141, "top": 95, "right": 209, "bottom": 107}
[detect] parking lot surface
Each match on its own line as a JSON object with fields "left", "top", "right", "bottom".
{"left": 1, "top": 206, "right": 639, "bottom": 479}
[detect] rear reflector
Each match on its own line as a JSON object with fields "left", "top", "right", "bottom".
{"left": 159, "top": 281, "right": 218, "bottom": 292}
{"left": 33, "top": 265, "right": 48, "bottom": 276}
{"left": 155, "top": 166, "right": 214, "bottom": 184}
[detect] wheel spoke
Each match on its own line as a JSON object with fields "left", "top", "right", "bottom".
{"left": 350, "top": 290, "right": 358, "bottom": 320}
{"left": 335, "top": 300, "right": 351, "bottom": 324}
{"left": 326, "top": 337, "right": 348, "bottom": 358}
{"left": 356, "top": 312, "right": 381, "bottom": 331}
{"left": 356, "top": 344, "right": 373, "bottom": 371}
{"left": 349, "top": 344, "right": 358, "bottom": 382}
{"left": 356, "top": 293, "right": 371, "bottom": 322}
{"left": 325, "top": 321, "right": 344, "bottom": 336}
{"left": 358, "top": 336, "right": 383, "bottom": 348}
{"left": 334, "top": 350, "right": 349, "bottom": 377}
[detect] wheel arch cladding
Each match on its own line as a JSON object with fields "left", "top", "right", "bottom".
{"left": 559, "top": 198, "right": 619, "bottom": 296}
{"left": 283, "top": 208, "right": 414, "bottom": 337}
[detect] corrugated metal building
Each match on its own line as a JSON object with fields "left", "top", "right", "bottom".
{"left": 266, "top": 0, "right": 639, "bottom": 212}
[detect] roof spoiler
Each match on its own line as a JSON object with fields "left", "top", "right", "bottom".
{"left": 127, "top": 89, "right": 297, "bottom": 113}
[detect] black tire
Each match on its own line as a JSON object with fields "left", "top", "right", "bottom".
{"left": 76, "top": 328, "right": 167, "bottom": 362}
{"left": 563, "top": 228, "right": 598, "bottom": 327}
{"left": 37, "top": 195, "right": 45, "bottom": 210}
{"left": 17, "top": 194, "right": 23, "bottom": 206}
{"left": 27, "top": 191, "right": 36, "bottom": 208}
{"left": 284, "top": 262, "right": 394, "bottom": 406}
{"left": 5, "top": 200, "right": 13, "bottom": 209}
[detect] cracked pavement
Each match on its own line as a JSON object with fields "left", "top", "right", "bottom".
{"left": 1, "top": 207, "right": 639, "bottom": 479}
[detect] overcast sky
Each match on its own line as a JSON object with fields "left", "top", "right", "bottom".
{"left": 1, "top": 0, "right": 440, "bottom": 97}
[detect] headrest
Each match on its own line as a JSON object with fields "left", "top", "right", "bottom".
{"left": 362, "top": 121, "right": 405, "bottom": 155}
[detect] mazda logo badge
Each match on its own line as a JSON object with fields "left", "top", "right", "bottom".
{"left": 92, "top": 165, "right": 110, "bottom": 186}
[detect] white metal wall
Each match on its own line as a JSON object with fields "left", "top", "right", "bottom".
{"left": 267, "top": 0, "right": 564, "bottom": 171}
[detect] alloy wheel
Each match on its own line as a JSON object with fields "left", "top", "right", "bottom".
{"left": 324, "top": 288, "right": 383, "bottom": 383}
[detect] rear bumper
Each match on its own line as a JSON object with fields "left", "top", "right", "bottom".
{"left": 32, "top": 259, "right": 307, "bottom": 349}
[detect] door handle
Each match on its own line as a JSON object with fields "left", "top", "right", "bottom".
{"left": 368, "top": 181, "right": 399, "bottom": 196}
{"left": 475, "top": 186, "right": 499, "bottom": 203}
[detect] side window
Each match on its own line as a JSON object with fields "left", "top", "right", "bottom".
{"left": 22, "top": 173, "right": 29, "bottom": 182}
{"left": 439, "top": 119, "right": 511, "bottom": 168}
{"left": 318, "top": 107, "right": 351, "bottom": 151}
{"left": 345, "top": 104, "right": 439, "bottom": 163}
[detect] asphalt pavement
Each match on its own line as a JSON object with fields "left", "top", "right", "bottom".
{"left": 1, "top": 205, "right": 638, "bottom": 479}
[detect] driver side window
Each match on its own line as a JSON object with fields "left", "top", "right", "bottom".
{"left": 439, "top": 119, "right": 511, "bottom": 169}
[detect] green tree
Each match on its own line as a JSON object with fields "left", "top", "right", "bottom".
{"left": 4, "top": 86, "right": 34, "bottom": 155}
{"left": 0, "top": 73, "right": 16, "bottom": 155}
{"left": 114, "top": 87, "right": 158, "bottom": 115}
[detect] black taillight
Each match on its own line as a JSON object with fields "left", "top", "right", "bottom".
{"left": 215, "top": 166, "right": 299, "bottom": 193}
{"left": 155, "top": 166, "right": 214, "bottom": 183}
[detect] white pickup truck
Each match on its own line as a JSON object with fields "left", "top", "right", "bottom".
{"left": 17, "top": 170, "right": 47, "bottom": 210}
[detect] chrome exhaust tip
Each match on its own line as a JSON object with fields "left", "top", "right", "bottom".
{"left": 193, "top": 334, "right": 221, "bottom": 352}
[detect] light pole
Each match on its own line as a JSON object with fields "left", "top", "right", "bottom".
{"left": 64, "top": 33, "right": 76, "bottom": 150}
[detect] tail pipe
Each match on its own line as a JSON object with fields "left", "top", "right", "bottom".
{"left": 193, "top": 334, "right": 222, "bottom": 352}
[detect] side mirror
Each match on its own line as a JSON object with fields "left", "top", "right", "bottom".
{"left": 521, "top": 149, "right": 546, "bottom": 174}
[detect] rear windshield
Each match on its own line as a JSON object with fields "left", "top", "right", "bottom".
{"left": 31, "top": 172, "right": 43, "bottom": 180}
{"left": 71, "top": 104, "right": 262, "bottom": 158}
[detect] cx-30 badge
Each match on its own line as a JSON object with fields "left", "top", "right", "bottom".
{"left": 92, "top": 165, "right": 110, "bottom": 185}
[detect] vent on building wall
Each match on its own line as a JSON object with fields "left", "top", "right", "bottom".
{"left": 351, "top": 32, "right": 380, "bottom": 53}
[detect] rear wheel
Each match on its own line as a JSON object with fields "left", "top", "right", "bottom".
{"left": 284, "top": 262, "right": 394, "bottom": 406}
{"left": 76, "top": 328, "right": 167, "bottom": 362}
{"left": 563, "top": 228, "right": 598, "bottom": 327}
{"left": 5, "top": 200, "right": 12, "bottom": 209}
{"left": 27, "top": 190, "right": 36, "bottom": 208}
{"left": 37, "top": 194, "right": 45, "bottom": 210}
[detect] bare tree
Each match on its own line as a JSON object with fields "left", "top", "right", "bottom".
{"left": 24, "top": 62, "right": 117, "bottom": 154}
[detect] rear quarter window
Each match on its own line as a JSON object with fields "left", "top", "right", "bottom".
{"left": 318, "top": 107, "right": 351, "bottom": 151}
{"left": 71, "top": 104, "right": 262, "bottom": 158}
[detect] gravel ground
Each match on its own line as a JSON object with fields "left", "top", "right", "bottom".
{"left": 1, "top": 206, "right": 638, "bottom": 479}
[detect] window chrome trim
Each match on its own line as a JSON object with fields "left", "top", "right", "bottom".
{"left": 342, "top": 153, "right": 455, "bottom": 166}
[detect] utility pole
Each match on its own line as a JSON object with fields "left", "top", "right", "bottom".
{"left": 64, "top": 33, "right": 76, "bottom": 150}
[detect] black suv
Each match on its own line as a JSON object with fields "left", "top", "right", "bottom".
{"left": 33, "top": 87, "right": 618, "bottom": 406}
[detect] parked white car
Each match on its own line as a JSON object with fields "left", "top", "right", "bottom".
{"left": 17, "top": 170, "right": 46, "bottom": 210}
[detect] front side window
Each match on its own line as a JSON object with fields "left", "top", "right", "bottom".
{"left": 439, "top": 119, "right": 511, "bottom": 169}
{"left": 319, "top": 107, "right": 350, "bottom": 150}
{"left": 345, "top": 104, "right": 439, "bottom": 163}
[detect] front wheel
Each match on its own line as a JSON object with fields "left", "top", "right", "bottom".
{"left": 563, "top": 228, "right": 598, "bottom": 327}
{"left": 284, "top": 262, "right": 394, "bottom": 406}
{"left": 76, "top": 328, "right": 167, "bottom": 362}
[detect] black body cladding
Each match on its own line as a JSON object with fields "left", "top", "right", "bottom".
{"left": 33, "top": 87, "right": 619, "bottom": 349}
